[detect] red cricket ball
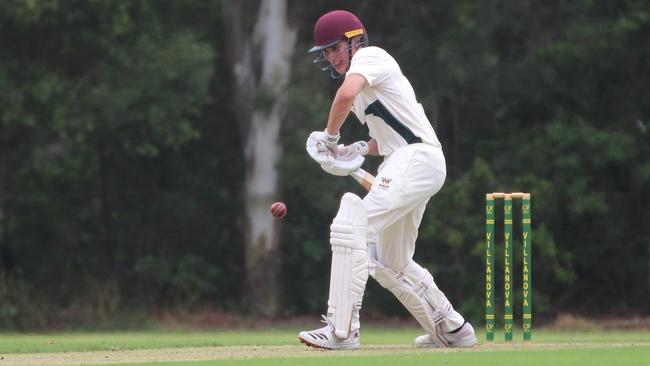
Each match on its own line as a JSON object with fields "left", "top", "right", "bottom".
{"left": 270, "top": 202, "right": 287, "bottom": 219}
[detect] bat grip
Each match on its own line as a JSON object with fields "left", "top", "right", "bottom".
{"left": 350, "top": 169, "right": 374, "bottom": 191}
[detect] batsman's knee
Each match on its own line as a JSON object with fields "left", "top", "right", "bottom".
{"left": 330, "top": 193, "right": 367, "bottom": 251}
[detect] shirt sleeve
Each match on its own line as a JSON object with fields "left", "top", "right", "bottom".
{"left": 347, "top": 47, "right": 391, "bottom": 86}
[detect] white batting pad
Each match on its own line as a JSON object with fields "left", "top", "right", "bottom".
{"left": 328, "top": 193, "right": 369, "bottom": 339}
{"left": 306, "top": 131, "right": 365, "bottom": 176}
{"left": 371, "top": 258, "right": 465, "bottom": 347}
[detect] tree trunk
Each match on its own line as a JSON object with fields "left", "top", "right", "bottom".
{"left": 222, "top": 0, "right": 296, "bottom": 317}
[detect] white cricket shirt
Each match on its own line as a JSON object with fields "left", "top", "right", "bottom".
{"left": 347, "top": 46, "right": 441, "bottom": 156}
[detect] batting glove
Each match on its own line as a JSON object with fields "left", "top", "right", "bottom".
{"left": 316, "top": 129, "right": 340, "bottom": 155}
{"left": 338, "top": 141, "right": 369, "bottom": 161}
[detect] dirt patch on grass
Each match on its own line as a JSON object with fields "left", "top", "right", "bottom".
{"left": 2, "top": 342, "right": 650, "bottom": 366}
{"left": 546, "top": 313, "right": 650, "bottom": 331}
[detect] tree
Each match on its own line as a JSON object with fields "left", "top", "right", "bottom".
{"left": 0, "top": 0, "right": 217, "bottom": 327}
{"left": 222, "top": 0, "right": 296, "bottom": 316}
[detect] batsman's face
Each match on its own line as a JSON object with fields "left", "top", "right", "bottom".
{"left": 323, "top": 41, "right": 350, "bottom": 75}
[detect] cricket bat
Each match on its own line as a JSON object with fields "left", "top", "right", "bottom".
{"left": 350, "top": 168, "right": 374, "bottom": 191}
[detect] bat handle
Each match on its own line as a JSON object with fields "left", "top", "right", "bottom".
{"left": 350, "top": 168, "right": 375, "bottom": 191}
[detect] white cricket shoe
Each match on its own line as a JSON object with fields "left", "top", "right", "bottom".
{"left": 298, "top": 315, "right": 360, "bottom": 350}
{"left": 414, "top": 321, "right": 477, "bottom": 348}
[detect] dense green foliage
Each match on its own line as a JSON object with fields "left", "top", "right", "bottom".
{"left": 0, "top": 0, "right": 648, "bottom": 328}
{"left": 0, "top": 0, "right": 243, "bottom": 327}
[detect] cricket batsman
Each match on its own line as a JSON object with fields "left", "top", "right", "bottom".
{"left": 300, "top": 10, "right": 477, "bottom": 350}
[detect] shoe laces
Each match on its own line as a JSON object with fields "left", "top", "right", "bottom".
{"left": 320, "top": 314, "right": 335, "bottom": 328}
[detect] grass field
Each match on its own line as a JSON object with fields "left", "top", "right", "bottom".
{"left": 1, "top": 327, "right": 649, "bottom": 366}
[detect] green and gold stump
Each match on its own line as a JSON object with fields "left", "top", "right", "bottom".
{"left": 485, "top": 192, "right": 532, "bottom": 342}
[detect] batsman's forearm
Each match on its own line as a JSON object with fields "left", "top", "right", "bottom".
{"left": 366, "top": 139, "right": 379, "bottom": 156}
{"left": 326, "top": 91, "right": 354, "bottom": 135}
{"left": 326, "top": 74, "right": 367, "bottom": 135}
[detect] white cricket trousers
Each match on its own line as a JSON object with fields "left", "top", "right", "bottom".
{"left": 363, "top": 143, "right": 446, "bottom": 272}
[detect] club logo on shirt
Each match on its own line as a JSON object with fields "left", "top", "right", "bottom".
{"left": 378, "top": 176, "right": 392, "bottom": 190}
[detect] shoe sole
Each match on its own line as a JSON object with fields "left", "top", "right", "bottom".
{"left": 415, "top": 337, "right": 478, "bottom": 348}
{"left": 298, "top": 336, "right": 360, "bottom": 350}
{"left": 298, "top": 336, "right": 331, "bottom": 350}
{"left": 450, "top": 338, "right": 477, "bottom": 347}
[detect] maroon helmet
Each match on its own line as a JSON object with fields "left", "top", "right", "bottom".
{"left": 309, "top": 10, "right": 367, "bottom": 53}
